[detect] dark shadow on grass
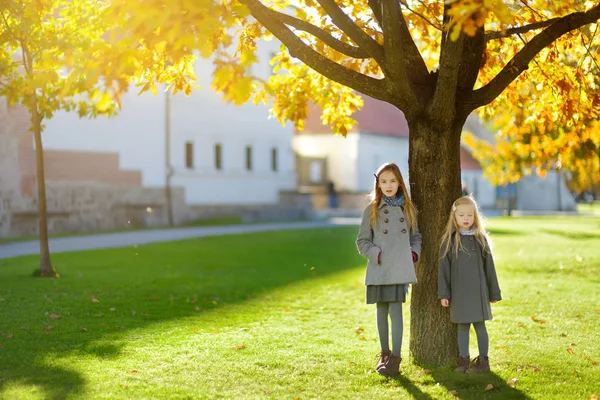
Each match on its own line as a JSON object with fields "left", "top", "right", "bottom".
{"left": 0, "top": 226, "right": 362, "bottom": 398}
{"left": 487, "top": 228, "right": 522, "bottom": 236}
{"left": 385, "top": 373, "right": 433, "bottom": 400}
{"left": 429, "top": 369, "right": 532, "bottom": 400}
{"left": 542, "top": 229, "right": 600, "bottom": 240}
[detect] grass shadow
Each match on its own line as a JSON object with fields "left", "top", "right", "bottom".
{"left": 429, "top": 368, "right": 533, "bottom": 399}
{"left": 487, "top": 228, "right": 522, "bottom": 236}
{"left": 541, "top": 229, "right": 600, "bottom": 240}
{"left": 0, "top": 226, "right": 362, "bottom": 398}
{"left": 387, "top": 373, "right": 434, "bottom": 399}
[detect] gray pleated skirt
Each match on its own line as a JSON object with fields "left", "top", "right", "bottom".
{"left": 366, "top": 284, "right": 407, "bottom": 304}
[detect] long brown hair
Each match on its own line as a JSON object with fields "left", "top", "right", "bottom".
{"left": 369, "top": 162, "right": 417, "bottom": 230}
{"left": 439, "top": 195, "right": 491, "bottom": 259}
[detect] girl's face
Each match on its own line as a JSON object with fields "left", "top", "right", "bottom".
{"left": 378, "top": 170, "right": 400, "bottom": 197}
{"left": 454, "top": 204, "right": 475, "bottom": 230}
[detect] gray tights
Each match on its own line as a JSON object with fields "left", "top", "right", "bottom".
{"left": 457, "top": 321, "right": 488, "bottom": 357}
{"left": 376, "top": 302, "right": 403, "bottom": 356}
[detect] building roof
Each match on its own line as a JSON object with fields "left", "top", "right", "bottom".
{"left": 297, "top": 94, "right": 483, "bottom": 171}
{"left": 299, "top": 95, "right": 409, "bottom": 137}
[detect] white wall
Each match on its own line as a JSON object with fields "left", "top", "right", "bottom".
{"left": 356, "top": 134, "right": 410, "bottom": 193}
{"left": 41, "top": 40, "right": 296, "bottom": 206}
{"left": 293, "top": 133, "right": 359, "bottom": 191}
{"left": 461, "top": 170, "right": 496, "bottom": 209}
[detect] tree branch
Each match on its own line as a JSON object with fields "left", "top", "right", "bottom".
{"left": 239, "top": 0, "right": 393, "bottom": 104}
{"left": 315, "top": 0, "right": 384, "bottom": 62}
{"left": 381, "top": 0, "right": 403, "bottom": 70}
{"left": 274, "top": 11, "right": 370, "bottom": 59}
{"left": 368, "top": 0, "right": 429, "bottom": 96}
{"left": 485, "top": 18, "right": 561, "bottom": 40}
{"left": 469, "top": 5, "right": 600, "bottom": 110}
{"left": 429, "top": 3, "right": 464, "bottom": 123}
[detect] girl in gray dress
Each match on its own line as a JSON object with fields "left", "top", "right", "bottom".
{"left": 356, "top": 163, "right": 421, "bottom": 376}
{"left": 438, "top": 196, "right": 502, "bottom": 373}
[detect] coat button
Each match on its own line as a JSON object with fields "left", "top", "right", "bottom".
{"left": 383, "top": 209, "right": 389, "bottom": 214}
{"left": 402, "top": 229, "right": 407, "bottom": 233}
{"left": 384, "top": 218, "right": 389, "bottom": 223}
{"left": 383, "top": 229, "right": 388, "bottom": 234}
{"left": 400, "top": 218, "right": 404, "bottom": 222}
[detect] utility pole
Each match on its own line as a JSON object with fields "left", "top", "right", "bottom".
{"left": 165, "top": 87, "right": 174, "bottom": 226}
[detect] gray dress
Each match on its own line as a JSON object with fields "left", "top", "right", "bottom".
{"left": 438, "top": 234, "right": 502, "bottom": 323}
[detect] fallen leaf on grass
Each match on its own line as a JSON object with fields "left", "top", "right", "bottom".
{"left": 110, "top": 308, "right": 116, "bottom": 312}
{"left": 195, "top": 306, "right": 200, "bottom": 311}
{"left": 4, "top": 333, "right": 14, "bottom": 339}
{"left": 449, "top": 390, "right": 458, "bottom": 396}
{"left": 423, "top": 369, "right": 432, "bottom": 374}
{"left": 151, "top": 297, "right": 160, "bottom": 301}
{"left": 590, "top": 394, "right": 598, "bottom": 400}
{"left": 354, "top": 327, "right": 364, "bottom": 335}
{"left": 49, "top": 314, "right": 61, "bottom": 319}
{"left": 567, "top": 348, "right": 574, "bottom": 355}
{"left": 81, "top": 327, "right": 88, "bottom": 332}
{"left": 44, "top": 296, "right": 53, "bottom": 303}
{"left": 484, "top": 384, "right": 494, "bottom": 391}
{"left": 45, "top": 326, "right": 53, "bottom": 331}
{"left": 128, "top": 370, "right": 139, "bottom": 374}
{"left": 232, "top": 344, "right": 246, "bottom": 350}
{"left": 90, "top": 296, "right": 99, "bottom": 303}
{"left": 531, "top": 316, "right": 546, "bottom": 323}
{"left": 534, "top": 367, "right": 541, "bottom": 372}
{"left": 508, "top": 378, "right": 518, "bottom": 385}
{"left": 0, "top": 298, "right": 5, "bottom": 301}
{"left": 496, "top": 345, "right": 506, "bottom": 349}
{"left": 283, "top": 307, "right": 291, "bottom": 312}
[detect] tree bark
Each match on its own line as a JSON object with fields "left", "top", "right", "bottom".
{"left": 407, "top": 116, "right": 463, "bottom": 365}
{"left": 30, "top": 95, "right": 57, "bottom": 278}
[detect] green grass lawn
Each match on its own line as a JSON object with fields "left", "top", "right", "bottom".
{"left": 0, "top": 217, "right": 599, "bottom": 399}
{"left": 577, "top": 201, "right": 600, "bottom": 215}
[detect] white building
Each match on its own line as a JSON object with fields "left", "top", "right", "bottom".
{"left": 42, "top": 41, "right": 296, "bottom": 207}
{"left": 293, "top": 96, "right": 498, "bottom": 209}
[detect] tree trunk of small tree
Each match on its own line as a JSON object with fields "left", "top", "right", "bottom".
{"left": 30, "top": 95, "right": 58, "bottom": 278}
{"left": 407, "top": 116, "right": 464, "bottom": 365}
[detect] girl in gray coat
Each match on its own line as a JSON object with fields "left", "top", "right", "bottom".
{"left": 438, "top": 196, "right": 502, "bottom": 374}
{"left": 356, "top": 162, "right": 421, "bottom": 377}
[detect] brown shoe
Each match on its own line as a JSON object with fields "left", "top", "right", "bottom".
{"left": 376, "top": 349, "right": 392, "bottom": 372}
{"left": 454, "top": 355, "right": 470, "bottom": 373}
{"left": 466, "top": 356, "right": 490, "bottom": 373}
{"left": 378, "top": 354, "right": 401, "bottom": 377}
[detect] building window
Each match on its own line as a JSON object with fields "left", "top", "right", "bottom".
{"left": 185, "top": 142, "right": 193, "bottom": 169}
{"left": 215, "top": 143, "right": 222, "bottom": 170}
{"left": 271, "top": 147, "right": 278, "bottom": 172}
{"left": 245, "top": 146, "right": 253, "bottom": 171}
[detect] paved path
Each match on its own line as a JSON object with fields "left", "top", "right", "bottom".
{"left": 0, "top": 218, "right": 360, "bottom": 260}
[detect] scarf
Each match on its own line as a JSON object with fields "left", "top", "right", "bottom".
{"left": 383, "top": 194, "right": 405, "bottom": 207}
{"left": 459, "top": 228, "right": 476, "bottom": 235}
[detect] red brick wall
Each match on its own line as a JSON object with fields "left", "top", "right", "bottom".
{"left": 11, "top": 106, "right": 142, "bottom": 197}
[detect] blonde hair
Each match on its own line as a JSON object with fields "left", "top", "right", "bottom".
{"left": 368, "top": 162, "right": 417, "bottom": 231}
{"left": 439, "top": 195, "right": 491, "bottom": 259}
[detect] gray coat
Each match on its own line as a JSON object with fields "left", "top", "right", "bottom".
{"left": 438, "top": 234, "right": 502, "bottom": 323}
{"left": 356, "top": 201, "right": 422, "bottom": 285}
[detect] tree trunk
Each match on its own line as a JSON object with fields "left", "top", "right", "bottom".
{"left": 408, "top": 117, "right": 463, "bottom": 365}
{"left": 31, "top": 96, "right": 58, "bottom": 278}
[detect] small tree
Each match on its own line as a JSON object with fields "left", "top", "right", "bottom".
{"left": 0, "top": 0, "right": 119, "bottom": 277}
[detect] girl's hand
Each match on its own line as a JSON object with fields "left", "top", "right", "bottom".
{"left": 440, "top": 299, "right": 449, "bottom": 307}
{"left": 491, "top": 300, "right": 498, "bottom": 304}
